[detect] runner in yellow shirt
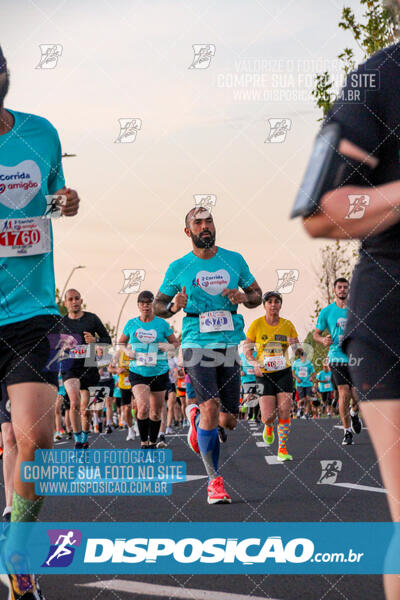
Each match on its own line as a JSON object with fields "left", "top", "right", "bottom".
{"left": 245, "top": 291, "right": 300, "bottom": 461}
{"left": 117, "top": 350, "right": 136, "bottom": 441}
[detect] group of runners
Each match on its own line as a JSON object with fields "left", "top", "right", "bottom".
{"left": 1, "top": 30, "right": 400, "bottom": 600}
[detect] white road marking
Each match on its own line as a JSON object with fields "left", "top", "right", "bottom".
{"left": 334, "top": 425, "right": 368, "bottom": 430}
{"left": 264, "top": 456, "right": 283, "bottom": 465}
{"left": 78, "top": 580, "right": 281, "bottom": 600}
{"left": 330, "top": 482, "right": 386, "bottom": 494}
{"left": 256, "top": 441, "right": 267, "bottom": 447}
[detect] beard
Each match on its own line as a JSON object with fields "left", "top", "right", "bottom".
{"left": 191, "top": 230, "right": 216, "bottom": 248}
{"left": 0, "top": 70, "right": 10, "bottom": 107}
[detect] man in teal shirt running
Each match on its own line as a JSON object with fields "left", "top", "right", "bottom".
{"left": 154, "top": 206, "right": 262, "bottom": 504}
{"left": 314, "top": 278, "right": 362, "bottom": 445}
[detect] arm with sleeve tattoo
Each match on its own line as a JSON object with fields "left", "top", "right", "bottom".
{"left": 242, "top": 280, "right": 262, "bottom": 309}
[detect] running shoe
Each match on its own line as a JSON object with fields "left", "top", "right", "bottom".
{"left": 182, "top": 418, "right": 189, "bottom": 428}
{"left": 74, "top": 442, "right": 83, "bottom": 450}
{"left": 165, "top": 426, "right": 174, "bottom": 435}
{"left": 185, "top": 404, "right": 200, "bottom": 454}
{"left": 350, "top": 412, "right": 363, "bottom": 435}
{"left": 277, "top": 448, "right": 293, "bottom": 461}
{"left": 126, "top": 429, "right": 135, "bottom": 441}
{"left": 82, "top": 442, "right": 89, "bottom": 450}
{"left": 217, "top": 425, "right": 227, "bottom": 443}
{"left": 263, "top": 425, "right": 274, "bottom": 446}
{"left": 156, "top": 434, "right": 167, "bottom": 448}
{"left": 207, "top": 476, "right": 231, "bottom": 504}
{"left": 342, "top": 430, "right": 353, "bottom": 445}
{"left": 6, "top": 572, "right": 45, "bottom": 599}
{"left": 105, "top": 425, "right": 112, "bottom": 435}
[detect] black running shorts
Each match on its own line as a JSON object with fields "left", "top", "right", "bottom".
{"left": 329, "top": 363, "right": 352, "bottom": 388}
{"left": 0, "top": 315, "right": 60, "bottom": 387}
{"left": 129, "top": 371, "right": 169, "bottom": 393}
{"left": 182, "top": 347, "right": 241, "bottom": 414}
{"left": 62, "top": 367, "right": 100, "bottom": 391}
{"left": 0, "top": 383, "right": 11, "bottom": 427}
{"left": 255, "top": 367, "right": 293, "bottom": 397}
{"left": 120, "top": 388, "right": 132, "bottom": 406}
{"left": 343, "top": 257, "right": 400, "bottom": 400}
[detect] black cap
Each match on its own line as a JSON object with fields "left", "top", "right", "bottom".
{"left": 137, "top": 290, "right": 154, "bottom": 303}
{"left": 0, "top": 46, "right": 6, "bottom": 74}
{"left": 263, "top": 291, "right": 282, "bottom": 303}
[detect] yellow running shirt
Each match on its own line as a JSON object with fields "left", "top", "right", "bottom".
{"left": 118, "top": 352, "right": 132, "bottom": 390}
{"left": 246, "top": 317, "right": 298, "bottom": 374}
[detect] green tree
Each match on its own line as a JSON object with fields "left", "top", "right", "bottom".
{"left": 55, "top": 287, "right": 67, "bottom": 316}
{"left": 104, "top": 321, "right": 116, "bottom": 340}
{"left": 312, "top": 0, "right": 400, "bottom": 117}
{"left": 303, "top": 330, "right": 329, "bottom": 374}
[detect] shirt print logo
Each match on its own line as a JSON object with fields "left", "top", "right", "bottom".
{"left": 0, "top": 160, "right": 41, "bottom": 209}
{"left": 135, "top": 328, "right": 157, "bottom": 344}
{"left": 194, "top": 269, "right": 230, "bottom": 296}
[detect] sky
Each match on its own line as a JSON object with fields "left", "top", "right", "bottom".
{"left": 2, "top": 0, "right": 365, "bottom": 339}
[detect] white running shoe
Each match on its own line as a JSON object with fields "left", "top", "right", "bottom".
{"left": 126, "top": 429, "right": 135, "bottom": 441}
{"left": 165, "top": 426, "right": 174, "bottom": 435}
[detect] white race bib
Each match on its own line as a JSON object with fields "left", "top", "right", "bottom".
{"left": 0, "top": 217, "right": 51, "bottom": 257}
{"left": 298, "top": 368, "right": 307, "bottom": 378}
{"left": 199, "top": 310, "right": 234, "bottom": 333}
{"left": 263, "top": 355, "right": 286, "bottom": 371}
{"left": 124, "top": 376, "right": 130, "bottom": 386}
{"left": 136, "top": 351, "right": 158, "bottom": 367}
{"left": 69, "top": 345, "right": 90, "bottom": 359}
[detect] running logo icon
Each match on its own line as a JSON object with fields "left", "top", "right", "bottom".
{"left": 119, "top": 269, "right": 146, "bottom": 294}
{"left": 317, "top": 460, "right": 342, "bottom": 485}
{"left": 193, "top": 194, "right": 216, "bottom": 213}
{"left": 36, "top": 45, "right": 63, "bottom": 69}
{"left": 188, "top": 45, "right": 216, "bottom": 69}
{"left": 42, "top": 529, "right": 82, "bottom": 567}
{"left": 265, "top": 119, "right": 291, "bottom": 143}
{"left": 115, "top": 118, "right": 142, "bottom": 143}
{"left": 275, "top": 269, "right": 299, "bottom": 294}
{"left": 345, "top": 194, "right": 370, "bottom": 219}
{"left": 44, "top": 194, "right": 66, "bottom": 219}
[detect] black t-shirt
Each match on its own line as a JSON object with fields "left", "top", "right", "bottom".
{"left": 60, "top": 311, "right": 111, "bottom": 371}
{"left": 326, "top": 42, "right": 400, "bottom": 261}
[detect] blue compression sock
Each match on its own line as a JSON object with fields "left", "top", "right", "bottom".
{"left": 197, "top": 427, "right": 220, "bottom": 480}
{"left": 73, "top": 431, "right": 82, "bottom": 443}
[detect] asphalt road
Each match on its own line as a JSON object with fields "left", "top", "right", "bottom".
{"left": 0, "top": 417, "right": 389, "bottom": 600}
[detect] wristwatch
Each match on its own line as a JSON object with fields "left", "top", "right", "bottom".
{"left": 166, "top": 301, "right": 175, "bottom": 313}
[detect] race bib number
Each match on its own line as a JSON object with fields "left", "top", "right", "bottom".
{"left": 199, "top": 310, "right": 234, "bottom": 333}
{"left": 247, "top": 366, "right": 255, "bottom": 375}
{"left": 136, "top": 352, "right": 157, "bottom": 367}
{"left": 263, "top": 355, "right": 286, "bottom": 371}
{"left": 124, "top": 376, "right": 130, "bottom": 386}
{"left": 298, "top": 368, "right": 308, "bottom": 378}
{"left": 0, "top": 217, "right": 51, "bottom": 257}
{"left": 69, "top": 345, "right": 90, "bottom": 359}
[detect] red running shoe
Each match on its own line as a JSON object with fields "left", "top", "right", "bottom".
{"left": 185, "top": 404, "right": 200, "bottom": 454}
{"left": 207, "top": 476, "right": 231, "bottom": 504}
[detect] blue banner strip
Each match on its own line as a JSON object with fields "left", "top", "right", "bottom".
{"left": 0, "top": 522, "right": 398, "bottom": 574}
